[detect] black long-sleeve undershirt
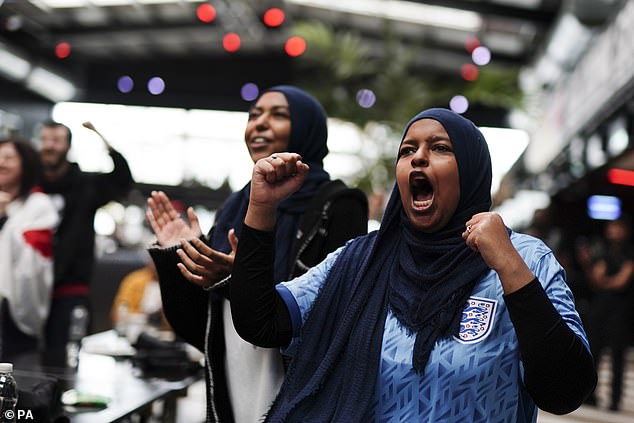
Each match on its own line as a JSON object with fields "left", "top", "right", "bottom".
{"left": 231, "top": 224, "right": 597, "bottom": 414}
{"left": 231, "top": 224, "right": 293, "bottom": 348}
{"left": 504, "top": 279, "right": 597, "bottom": 414}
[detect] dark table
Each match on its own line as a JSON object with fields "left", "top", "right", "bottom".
{"left": 12, "top": 331, "right": 202, "bottom": 423}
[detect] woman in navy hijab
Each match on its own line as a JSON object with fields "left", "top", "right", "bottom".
{"left": 230, "top": 108, "right": 596, "bottom": 422}
{"left": 146, "top": 86, "right": 367, "bottom": 422}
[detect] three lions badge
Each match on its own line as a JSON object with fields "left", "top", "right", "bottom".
{"left": 454, "top": 296, "right": 497, "bottom": 344}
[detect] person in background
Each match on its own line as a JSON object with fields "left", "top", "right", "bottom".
{"left": 555, "top": 236, "right": 595, "bottom": 324}
{"left": 110, "top": 256, "right": 167, "bottom": 332}
{"left": 38, "top": 120, "right": 134, "bottom": 350}
{"left": 584, "top": 216, "right": 634, "bottom": 411}
{"left": 147, "top": 85, "right": 368, "bottom": 423}
{"left": 0, "top": 137, "right": 57, "bottom": 359}
{"left": 524, "top": 207, "right": 561, "bottom": 253}
{"left": 230, "top": 108, "right": 596, "bottom": 422}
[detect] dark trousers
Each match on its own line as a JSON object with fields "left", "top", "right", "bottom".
{"left": 44, "top": 295, "right": 90, "bottom": 350}
{"left": 1, "top": 300, "right": 38, "bottom": 360}
{"left": 586, "top": 293, "right": 630, "bottom": 410}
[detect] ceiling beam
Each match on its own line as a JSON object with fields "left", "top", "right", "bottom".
{"left": 409, "top": 0, "right": 560, "bottom": 25}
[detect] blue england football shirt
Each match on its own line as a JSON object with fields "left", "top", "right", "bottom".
{"left": 277, "top": 232, "right": 589, "bottom": 422}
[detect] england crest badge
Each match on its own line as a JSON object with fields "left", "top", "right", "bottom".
{"left": 454, "top": 296, "right": 498, "bottom": 344}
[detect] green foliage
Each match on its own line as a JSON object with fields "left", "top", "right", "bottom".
{"left": 463, "top": 66, "right": 523, "bottom": 109}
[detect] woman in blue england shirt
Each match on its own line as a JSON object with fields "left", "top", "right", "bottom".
{"left": 230, "top": 108, "right": 596, "bottom": 422}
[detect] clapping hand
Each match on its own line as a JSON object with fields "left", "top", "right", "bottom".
{"left": 176, "top": 229, "right": 239, "bottom": 288}
{"left": 146, "top": 191, "right": 202, "bottom": 247}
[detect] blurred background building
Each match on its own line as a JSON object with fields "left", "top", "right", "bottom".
{"left": 1, "top": 0, "right": 633, "bottom": 419}
{"left": 3, "top": 0, "right": 623, "bottom": 228}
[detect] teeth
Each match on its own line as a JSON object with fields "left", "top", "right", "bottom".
{"left": 413, "top": 199, "right": 432, "bottom": 208}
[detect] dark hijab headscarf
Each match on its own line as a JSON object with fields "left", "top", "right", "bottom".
{"left": 210, "top": 85, "right": 330, "bottom": 280}
{"left": 266, "top": 108, "right": 493, "bottom": 422}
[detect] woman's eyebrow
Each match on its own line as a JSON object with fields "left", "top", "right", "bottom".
{"left": 401, "top": 135, "right": 449, "bottom": 146}
{"left": 401, "top": 139, "right": 417, "bottom": 146}
{"left": 426, "top": 134, "right": 450, "bottom": 142}
{"left": 250, "top": 105, "right": 289, "bottom": 112}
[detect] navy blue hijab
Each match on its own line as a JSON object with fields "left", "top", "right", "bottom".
{"left": 210, "top": 85, "right": 330, "bottom": 280}
{"left": 266, "top": 108, "right": 493, "bottom": 422}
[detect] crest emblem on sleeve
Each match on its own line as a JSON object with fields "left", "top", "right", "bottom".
{"left": 454, "top": 296, "right": 498, "bottom": 344}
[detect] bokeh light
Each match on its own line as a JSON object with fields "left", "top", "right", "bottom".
{"left": 94, "top": 209, "right": 116, "bottom": 236}
{"left": 55, "top": 42, "right": 71, "bottom": 59}
{"left": 587, "top": 195, "right": 621, "bottom": 220}
{"left": 263, "top": 8, "right": 285, "bottom": 27}
{"left": 450, "top": 95, "right": 469, "bottom": 114}
{"left": 6, "top": 15, "right": 23, "bottom": 32}
{"left": 197, "top": 4, "right": 217, "bottom": 23}
{"left": 464, "top": 36, "right": 480, "bottom": 53}
{"left": 285, "top": 36, "right": 306, "bottom": 57}
{"left": 472, "top": 46, "right": 491, "bottom": 65}
{"left": 241, "top": 83, "right": 259, "bottom": 101}
{"left": 607, "top": 169, "right": 634, "bottom": 187}
{"left": 117, "top": 75, "right": 134, "bottom": 93}
{"left": 460, "top": 63, "right": 479, "bottom": 81}
{"left": 356, "top": 89, "right": 376, "bottom": 108}
{"left": 223, "top": 33, "right": 241, "bottom": 53}
{"left": 147, "top": 77, "right": 165, "bottom": 95}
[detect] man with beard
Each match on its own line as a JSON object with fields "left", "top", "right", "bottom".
{"left": 38, "top": 120, "right": 133, "bottom": 350}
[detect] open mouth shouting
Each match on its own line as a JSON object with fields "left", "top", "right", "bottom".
{"left": 410, "top": 171, "right": 434, "bottom": 212}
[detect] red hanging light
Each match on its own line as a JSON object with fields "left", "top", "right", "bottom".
{"left": 55, "top": 42, "right": 71, "bottom": 59}
{"left": 460, "top": 63, "right": 478, "bottom": 81}
{"left": 197, "top": 4, "right": 217, "bottom": 23}
{"left": 464, "top": 36, "right": 480, "bottom": 53}
{"left": 263, "top": 8, "right": 285, "bottom": 27}
{"left": 223, "top": 33, "right": 241, "bottom": 53}
{"left": 285, "top": 36, "right": 306, "bottom": 57}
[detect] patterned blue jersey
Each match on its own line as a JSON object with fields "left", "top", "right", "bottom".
{"left": 277, "top": 232, "right": 589, "bottom": 423}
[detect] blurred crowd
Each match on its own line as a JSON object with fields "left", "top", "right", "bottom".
{"left": 524, "top": 208, "right": 633, "bottom": 411}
